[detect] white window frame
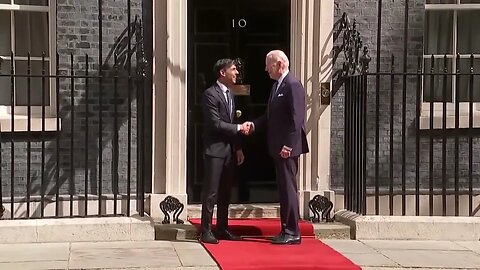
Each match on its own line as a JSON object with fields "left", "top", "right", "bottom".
{"left": 421, "top": 1, "right": 480, "bottom": 129}
{"left": 0, "top": 0, "right": 57, "bottom": 131}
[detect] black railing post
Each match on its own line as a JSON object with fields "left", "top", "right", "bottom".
{"left": 454, "top": 54, "right": 460, "bottom": 216}
{"left": 135, "top": 18, "right": 147, "bottom": 216}
{"left": 85, "top": 54, "right": 89, "bottom": 217}
{"left": 401, "top": 0, "right": 409, "bottom": 217}
{"left": 415, "top": 56, "right": 421, "bottom": 216}
{"left": 361, "top": 74, "right": 367, "bottom": 214}
{"left": 10, "top": 51, "right": 15, "bottom": 219}
{"left": 468, "top": 54, "right": 474, "bottom": 216}
{"left": 375, "top": 0, "right": 382, "bottom": 216}
{"left": 442, "top": 54, "right": 447, "bottom": 216}
{"left": 70, "top": 53, "right": 75, "bottom": 217}
{"left": 429, "top": 55, "right": 434, "bottom": 216}
{"left": 113, "top": 54, "right": 119, "bottom": 216}
{"left": 98, "top": 0, "right": 104, "bottom": 217}
{"left": 27, "top": 53, "right": 32, "bottom": 218}
{"left": 389, "top": 55, "right": 395, "bottom": 215}
{"left": 41, "top": 52, "right": 46, "bottom": 218}
{"left": 55, "top": 52, "right": 60, "bottom": 217}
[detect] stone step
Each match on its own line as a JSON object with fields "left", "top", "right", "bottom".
{"left": 155, "top": 203, "right": 349, "bottom": 240}
{"left": 186, "top": 203, "right": 281, "bottom": 219}
{"left": 154, "top": 221, "right": 350, "bottom": 241}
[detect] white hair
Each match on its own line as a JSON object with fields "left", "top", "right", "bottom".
{"left": 267, "top": 50, "right": 289, "bottom": 69}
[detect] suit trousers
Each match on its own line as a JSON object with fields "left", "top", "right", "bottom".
{"left": 200, "top": 152, "right": 234, "bottom": 233}
{"left": 273, "top": 155, "right": 300, "bottom": 236}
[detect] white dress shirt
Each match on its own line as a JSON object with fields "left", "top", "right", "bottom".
{"left": 216, "top": 81, "right": 240, "bottom": 131}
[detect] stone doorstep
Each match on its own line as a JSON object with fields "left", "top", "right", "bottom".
{"left": 335, "top": 209, "right": 480, "bottom": 241}
{"left": 0, "top": 215, "right": 155, "bottom": 244}
{"left": 154, "top": 221, "right": 351, "bottom": 241}
{"left": 156, "top": 203, "right": 350, "bottom": 240}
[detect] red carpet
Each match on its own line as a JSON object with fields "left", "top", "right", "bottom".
{"left": 188, "top": 218, "right": 314, "bottom": 237}
{"left": 188, "top": 218, "right": 361, "bottom": 270}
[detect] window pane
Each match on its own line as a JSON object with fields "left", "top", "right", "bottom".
{"left": 426, "top": 0, "right": 457, "bottom": 3}
{"left": 15, "top": 11, "right": 49, "bottom": 57}
{"left": 461, "top": 0, "right": 480, "bottom": 3}
{"left": 14, "top": 0, "right": 48, "bottom": 5}
{"left": 425, "top": 11, "right": 453, "bottom": 55}
{"left": 423, "top": 57, "right": 453, "bottom": 102}
{"left": 457, "top": 58, "right": 480, "bottom": 102}
{"left": 14, "top": 60, "right": 50, "bottom": 106}
{"left": 457, "top": 11, "right": 480, "bottom": 54}
{"left": 0, "top": 60, "right": 12, "bottom": 106}
{"left": 0, "top": 11, "right": 11, "bottom": 56}
{"left": 0, "top": 0, "right": 9, "bottom": 4}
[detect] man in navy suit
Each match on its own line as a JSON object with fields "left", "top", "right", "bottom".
{"left": 200, "top": 58, "right": 251, "bottom": 244}
{"left": 247, "top": 50, "right": 309, "bottom": 245}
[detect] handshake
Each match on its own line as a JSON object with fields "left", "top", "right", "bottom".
{"left": 239, "top": 121, "right": 254, "bottom": 135}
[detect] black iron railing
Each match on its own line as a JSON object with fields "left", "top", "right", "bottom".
{"left": 344, "top": 54, "right": 480, "bottom": 216}
{"left": 0, "top": 13, "right": 149, "bottom": 219}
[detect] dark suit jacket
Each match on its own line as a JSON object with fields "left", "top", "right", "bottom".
{"left": 202, "top": 83, "right": 239, "bottom": 158}
{"left": 254, "top": 72, "right": 309, "bottom": 157}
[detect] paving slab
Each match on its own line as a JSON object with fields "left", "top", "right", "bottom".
{"left": 341, "top": 252, "right": 400, "bottom": 267}
{"left": 380, "top": 249, "right": 480, "bottom": 269}
{"left": 0, "top": 242, "right": 70, "bottom": 263}
{"left": 171, "top": 239, "right": 206, "bottom": 250}
{"left": 361, "top": 240, "right": 468, "bottom": 251}
{"left": 175, "top": 248, "right": 217, "bottom": 267}
{"left": 69, "top": 244, "right": 182, "bottom": 269}
{"left": 0, "top": 261, "right": 69, "bottom": 270}
{"left": 321, "top": 239, "right": 378, "bottom": 254}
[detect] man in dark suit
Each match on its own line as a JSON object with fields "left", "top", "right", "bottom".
{"left": 200, "top": 58, "right": 251, "bottom": 244}
{"left": 247, "top": 50, "right": 309, "bottom": 245}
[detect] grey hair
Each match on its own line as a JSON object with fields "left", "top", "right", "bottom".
{"left": 266, "top": 50, "right": 289, "bottom": 69}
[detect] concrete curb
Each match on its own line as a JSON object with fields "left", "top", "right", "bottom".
{"left": 335, "top": 209, "right": 480, "bottom": 240}
{"left": 0, "top": 215, "right": 155, "bottom": 243}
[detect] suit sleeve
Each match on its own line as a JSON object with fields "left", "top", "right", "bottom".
{"left": 285, "top": 81, "right": 306, "bottom": 148}
{"left": 203, "top": 89, "right": 238, "bottom": 137}
{"left": 252, "top": 113, "right": 267, "bottom": 133}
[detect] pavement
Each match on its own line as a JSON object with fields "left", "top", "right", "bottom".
{"left": 1, "top": 239, "right": 480, "bottom": 269}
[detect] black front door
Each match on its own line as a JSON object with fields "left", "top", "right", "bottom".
{"left": 187, "top": 0, "right": 290, "bottom": 203}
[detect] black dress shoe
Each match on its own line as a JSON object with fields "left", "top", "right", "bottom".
{"left": 271, "top": 232, "right": 285, "bottom": 241}
{"left": 215, "top": 229, "right": 241, "bottom": 241}
{"left": 271, "top": 234, "right": 301, "bottom": 245}
{"left": 200, "top": 231, "right": 219, "bottom": 244}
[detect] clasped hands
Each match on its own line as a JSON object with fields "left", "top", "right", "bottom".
{"left": 239, "top": 121, "right": 254, "bottom": 135}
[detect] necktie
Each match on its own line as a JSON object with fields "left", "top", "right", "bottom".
{"left": 269, "top": 81, "right": 278, "bottom": 103}
{"left": 226, "top": 89, "right": 232, "bottom": 119}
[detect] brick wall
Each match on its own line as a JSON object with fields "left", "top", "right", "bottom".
{"left": 331, "top": 0, "right": 480, "bottom": 193}
{"left": 1, "top": 0, "right": 143, "bottom": 199}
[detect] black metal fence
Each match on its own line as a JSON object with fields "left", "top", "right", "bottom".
{"left": 345, "top": 55, "right": 480, "bottom": 216}
{"left": 0, "top": 14, "right": 150, "bottom": 219}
